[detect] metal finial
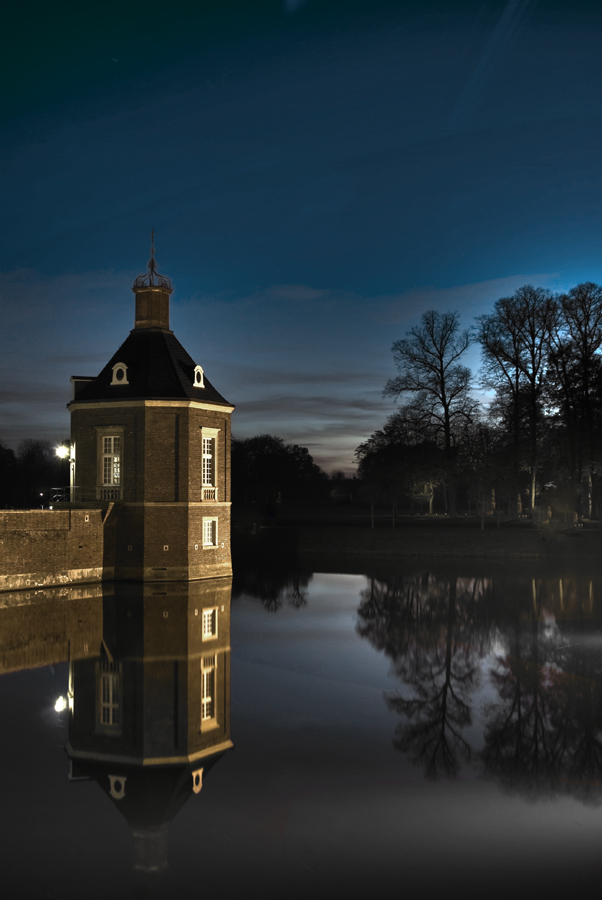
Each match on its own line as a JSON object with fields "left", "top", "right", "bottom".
{"left": 133, "top": 229, "right": 172, "bottom": 292}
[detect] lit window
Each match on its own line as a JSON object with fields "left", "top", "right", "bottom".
{"left": 202, "top": 607, "right": 218, "bottom": 640}
{"left": 98, "top": 661, "right": 121, "bottom": 734}
{"left": 103, "top": 436, "right": 121, "bottom": 485}
{"left": 203, "top": 517, "right": 217, "bottom": 547}
{"left": 201, "top": 655, "right": 217, "bottom": 727}
{"left": 200, "top": 429, "right": 219, "bottom": 501}
{"left": 97, "top": 429, "right": 123, "bottom": 500}
{"left": 202, "top": 438, "right": 214, "bottom": 486}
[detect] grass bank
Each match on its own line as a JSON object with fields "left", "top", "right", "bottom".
{"left": 233, "top": 521, "right": 602, "bottom": 562}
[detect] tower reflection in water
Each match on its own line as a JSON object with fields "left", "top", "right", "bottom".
{"left": 66, "top": 577, "right": 232, "bottom": 873}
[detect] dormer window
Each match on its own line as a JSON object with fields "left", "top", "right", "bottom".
{"left": 193, "top": 365, "right": 205, "bottom": 388}
{"left": 110, "top": 362, "right": 129, "bottom": 386}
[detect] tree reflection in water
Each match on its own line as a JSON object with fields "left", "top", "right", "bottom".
{"left": 483, "top": 580, "right": 564, "bottom": 799}
{"left": 233, "top": 564, "right": 311, "bottom": 611}
{"left": 483, "top": 577, "right": 602, "bottom": 804}
{"left": 357, "top": 570, "right": 602, "bottom": 803}
{"left": 357, "top": 573, "right": 490, "bottom": 778}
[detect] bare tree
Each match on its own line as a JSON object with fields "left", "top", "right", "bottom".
{"left": 475, "top": 286, "right": 557, "bottom": 510}
{"left": 384, "top": 310, "right": 476, "bottom": 516}
{"left": 547, "top": 283, "right": 602, "bottom": 516}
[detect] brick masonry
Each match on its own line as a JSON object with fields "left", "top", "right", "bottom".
{"left": 0, "top": 509, "right": 105, "bottom": 592}
{"left": 0, "top": 399, "right": 233, "bottom": 590}
{"left": 0, "top": 581, "right": 104, "bottom": 673}
{"left": 68, "top": 578, "right": 232, "bottom": 766}
{"left": 0, "top": 497, "right": 232, "bottom": 591}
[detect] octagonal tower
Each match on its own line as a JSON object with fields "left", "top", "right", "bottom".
{"left": 68, "top": 241, "right": 234, "bottom": 581}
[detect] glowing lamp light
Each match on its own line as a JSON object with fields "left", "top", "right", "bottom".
{"left": 54, "top": 696, "right": 67, "bottom": 712}
{"left": 55, "top": 446, "right": 69, "bottom": 459}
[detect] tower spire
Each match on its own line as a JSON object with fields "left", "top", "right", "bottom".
{"left": 132, "top": 231, "right": 173, "bottom": 330}
{"left": 148, "top": 228, "right": 157, "bottom": 281}
{"left": 133, "top": 230, "right": 172, "bottom": 292}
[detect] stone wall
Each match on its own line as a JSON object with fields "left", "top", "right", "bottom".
{"left": 0, "top": 509, "right": 105, "bottom": 592}
{"left": 0, "top": 582, "right": 104, "bottom": 673}
{"left": 0, "top": 504, "right": 232, "bottom": 591}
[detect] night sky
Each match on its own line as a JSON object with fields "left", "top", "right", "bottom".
{"left": 3, "top": 0, "right": 602, "bottom": 472}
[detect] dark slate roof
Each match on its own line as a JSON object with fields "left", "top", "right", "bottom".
{"left": 70, "top": 753, "right": 227, "bottom": 871}
{"left": 76, "top": 753, "right": 226, "bottom": 830}
{"left": 69, "top": 329, "right": 232, "bottom": 407}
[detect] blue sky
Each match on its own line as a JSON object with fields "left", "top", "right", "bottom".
{"left": 3, "top": 0, "right": 602, "bottom": 471}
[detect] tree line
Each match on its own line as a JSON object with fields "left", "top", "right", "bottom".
{"left": 356, "top": 282, "right": 602, "bottom": 521}
{"left": 0, "top": 439, "right": 69, "bottom": 509}
{"left": 232, "top": 434, "right": 330, "bottom": 516}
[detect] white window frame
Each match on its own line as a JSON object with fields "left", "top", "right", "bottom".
{"left": 97, "top": 660, "right": 122, "bottom": 735}
{"left": 202, "top": 517, "right": 218, "bottom": 548}
{"left": 200, "top": 427, "right": 220, "bottom": 501}
{"left": 201, "top": 654, "right": 218, "bottom": 730}
{"left": 193, "top": 365, "right": 205, "bottom": 388}
{"left": 110, "top": 362, "right": 129, "bottom": 386}
{"left": 202, "top": 607, "right": 218, "bottom": 641}
{"left": 96, "top": 427, "right": 124, "bottom": 500}
{"left": 103, "top": 436, "right": 121, "bottom": 486}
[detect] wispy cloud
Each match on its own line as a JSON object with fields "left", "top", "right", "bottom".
{"left": 381, "top": 272, "right": 561, "bottom": 326}
{"left": 0, "top": 268, "right": 133, "bottom": 327}
{"left": 447, "top": 0, "right": 536, "bottom": 132}
{"left": 283, "top": 0, "right": 309, "bottom": 12}
{"left": 238, "top": 395, "right": 387, "bottom": 417}
{"left": 220, "top": 363, "right": 373, "bottom": 388}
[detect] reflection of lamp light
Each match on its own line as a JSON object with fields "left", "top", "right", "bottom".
{"left": 55, "top": 445, "right": 69, "bottom": 459}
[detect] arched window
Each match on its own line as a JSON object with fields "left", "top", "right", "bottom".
{"left": 110, "top": 362, "right": 129, "bottom": 385}
{"left": 193, "top": 365, "right": 205, "bottom": 388}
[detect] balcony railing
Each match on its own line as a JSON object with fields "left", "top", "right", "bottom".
{"left": 202, "top": 486, "right": 217, "bottom": 501}
{"left": 98, "top": 486, "right": 122, "bottom": 501}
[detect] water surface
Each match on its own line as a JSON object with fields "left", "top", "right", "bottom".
{"left": 2, "top": 563, "right": 602, "bottom": 898}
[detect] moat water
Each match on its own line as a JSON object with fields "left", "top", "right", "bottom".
{"left": 2, "top": 560, "right": 602, "bottom": 899}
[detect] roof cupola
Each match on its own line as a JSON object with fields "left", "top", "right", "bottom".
{"left": 132, "top": 231, "right": 172, "bottom": 331}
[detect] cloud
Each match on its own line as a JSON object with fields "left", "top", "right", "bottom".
{"left": 283, "top": 0, "right": 309, "bottom": 13}
{"left": 0, "top": 268, "right": 133, "bottom": 326}
{"left": 219, "top": 364, "right": 373, "bottom": 388}
{"left": 231, "top": 391, "right": 392, "bottom": 473}
{"left": 0, "top": 386, "right": 68, "bottom": 405}
{"left": 238, "top": 395, "right": 387, "bottom": 417}
{"left": 447, "top": 0, "right": 536, "bottom": 132}
{"left": 184, "top": 282, "right": 356, "bottom": 315}
{"left": 381, "top": 272, "right": 562, "bottom": 326}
